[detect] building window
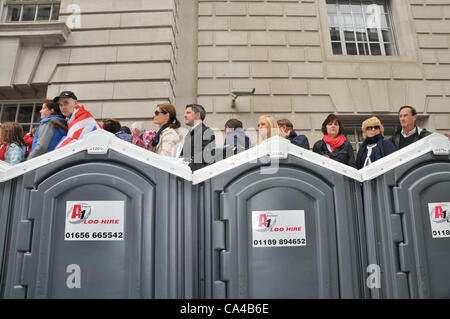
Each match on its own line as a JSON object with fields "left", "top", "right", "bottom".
{"left": 0, "top": 102, "right": 41, "bottom": 134}
{"left": 4, "top": 0, "right": 60, "bottom": 23}
{"left": 326, "top": 0, "right": 397, "bottom": 56}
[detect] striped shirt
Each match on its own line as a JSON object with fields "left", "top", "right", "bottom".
{"left": 4, "top": 143, "right": 26, "bottom": 165}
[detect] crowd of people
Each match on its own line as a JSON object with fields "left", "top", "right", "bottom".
{"left": 0, "top": 90, "right": 449, "bottom": 172}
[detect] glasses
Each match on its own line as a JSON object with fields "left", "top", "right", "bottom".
{"left": 366, "top": 125, "right": 380, "bottom": 131}
{"left": 154, "top": 110, "right": 167, "bottom": 116}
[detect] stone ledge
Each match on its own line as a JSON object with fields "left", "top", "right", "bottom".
{"left": 0, "top": 22, "right": 70, "bottom": 44}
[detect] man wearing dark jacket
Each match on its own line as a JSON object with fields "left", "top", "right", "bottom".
{"left": 214, "top": 118, "right": 251, "bottom": 161}
{"left": 181, "top": 104, "right": 216, "bottom": 171}
{"left": 102, "top": 118, "right": 133, "bottom": 143}
{"left": 391, "top": 105, "right": 431, "bottom": 150}
{"left": 277, "top": 119, "right": 310, "bottom": 150}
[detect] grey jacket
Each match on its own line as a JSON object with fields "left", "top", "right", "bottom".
{"left": 28, "top": 119, "right": 67, "bottom": 160}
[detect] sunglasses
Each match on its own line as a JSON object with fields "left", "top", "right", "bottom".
{"left": 366, "top": 125, "right": 380, "bottom": 131}
{"left": 154, "top": 110, "right": 167, "bottom": 116}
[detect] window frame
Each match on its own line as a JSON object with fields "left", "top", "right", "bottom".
{"left": 0, "top": 101, "right": 42, "bottom": 134}
{"left": 326, "top": 0, "right": 398, "bottom": 57}
{"left": 2, "top": 0, "right": 60, "bottom": 23}
{"left": 318, "top": 0, "right": 420, "bottom": 63}
{"left": 325, "top": 0, "right": 398, "bottom": 56}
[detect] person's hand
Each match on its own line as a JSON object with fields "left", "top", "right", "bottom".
{"left": 445, "top": 133, "right": 450, "bottom": 140}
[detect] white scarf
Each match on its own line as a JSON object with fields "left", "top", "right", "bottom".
{"left": 363, "top": 144, "right": 377, "bottom": 168}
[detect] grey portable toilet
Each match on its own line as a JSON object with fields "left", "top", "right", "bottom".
{"left": 360, "top": 133, "right": 450, "bottom": 299}
{"left": 0, "top": 130, "right": 196, "bottom": 299}
{"left": 192, "top": 136, "right": 368, "bottom": 299}
{"left": 0, "top": 162, "right": 13, "bottom": 291}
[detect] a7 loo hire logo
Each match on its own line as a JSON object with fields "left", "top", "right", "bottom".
{"left": 67, "top": 203, "right": 92, "bottom": 224}
{"left": 254, "top": 213, "right": 278, "bottom": 232}
{"left": 428, "top": 202, "right": 450, "bottom": 239}
{"left": 430, "top": 204, "right": 450, "bottom": 223}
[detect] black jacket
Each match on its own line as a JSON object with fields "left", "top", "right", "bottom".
{"left": 390, "top": 126, "right": 431, "bottom": 150}
{"left": 214, "top": 129, "right": 251, "bottom": 161}
{"left": 287, "top": 130, "right": 310, "bottom": 150}
{"left": 356, "top": 134, "right": 396, "bottom": 169}
{"left": 181, "top": 123, "right": 216, "bottom": 171}
{"left": 313, "top": 139, "right": 356, "bottom": 168}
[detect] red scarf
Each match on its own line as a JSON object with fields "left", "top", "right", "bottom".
{"left": 0, "top": 143, "right": 6, "bottom": 161}
{"left": 323, "top": 134, "right": 346, "bottom": 151}
{"left": 23, "top": 133, "right": 34, "bottom": 153}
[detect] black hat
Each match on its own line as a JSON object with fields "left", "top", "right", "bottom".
{"left": 53, "top": 91, "right": 78, "bottom": 102}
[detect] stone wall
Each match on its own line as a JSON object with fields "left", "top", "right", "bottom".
{"left": 196, "top": 0, "right": 450, "bottom": 143}
{"left": 42, "top": 0, "right": 179, "bottom": 128}
{"left": 0, "top": 0, "right": 449, "bottom": 141}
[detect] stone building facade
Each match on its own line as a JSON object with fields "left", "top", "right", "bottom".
{"left": 0, "top": 0, "right": 449, "bottom": 148}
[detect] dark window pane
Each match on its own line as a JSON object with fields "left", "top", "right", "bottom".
{"left": 37, "top": 5, "right": 51, "bottom": 21}
{"left": 358, "top": 42, "right": 369, "bottom": 55}
{"left": 22, "top": 125, "right": 31, "bottom": 134}
{"left": 332, "top": 42, "right": 343, "bottom": 55}
{"left": 382, "top": 29, "right": 393, "bottom": 42}
{"left": 367, "top": 28, "right": 379, "bottom": 41}
{"left": 17, "top": 104, "right": 33, "bottom": 123}
{"left": 2, "top": 105, "right": 17, "bottom": 122}
{"left": 356, "top": 29, "right": 367, "bottom": 41}
{"left": 330, "top": 27, "right": 341, "bottom": 40}
{"left": 22, "top": 5, "right": 36, "bottom": 21}
{"left": 370, "top": 43, "right": 382, "bottom": 55}
{"left": 346, "top": 42, "right": 358, "bottom": 55}
{"left": 33, "top": 104, "right": 42, "bottom": 123}
{"left": 344, "top": 29, "right": 355, "bottom": 41}
{"left": 384, "top": 43, "right": 395, "bottom": 56}
{"left": 51, "top": 5, "right": 60, "bottom": 21}
{"left": 7, "top": 6, "right": 21, "bottom": 22}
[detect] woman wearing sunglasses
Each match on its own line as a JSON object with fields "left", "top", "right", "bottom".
{"left": 149, "top": 103, "right": 182, "bottom": 157}
{"left": 356, "top": 116, "right": 396, "bottom": 169}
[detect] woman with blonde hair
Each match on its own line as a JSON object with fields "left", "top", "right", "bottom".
{"left": 149, "top": 103, "right": 182, "bottom": 157}
{"left": 356, "top": 116, "right": 396, "bottom": 169}
{"left": 257, "top": 115, "right": 279, "bottom": 145}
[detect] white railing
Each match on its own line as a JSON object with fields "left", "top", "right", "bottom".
{"left": 0, "top": 130, "right": 449, "bottom": 184}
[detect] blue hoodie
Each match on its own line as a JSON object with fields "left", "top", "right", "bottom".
{"left": 29, "top": 114, "right": 66, "bottom": 159}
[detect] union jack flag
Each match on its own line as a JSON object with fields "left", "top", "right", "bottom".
{"left": 56, "top": 105, "right": 103, "bottom": 149}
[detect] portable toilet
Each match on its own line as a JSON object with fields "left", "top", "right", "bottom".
{"left": 0, "top": 130, "right": 196, "bottom": 299}
{"left": 192, "top": 136, "right": 367, "bottom": 299}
